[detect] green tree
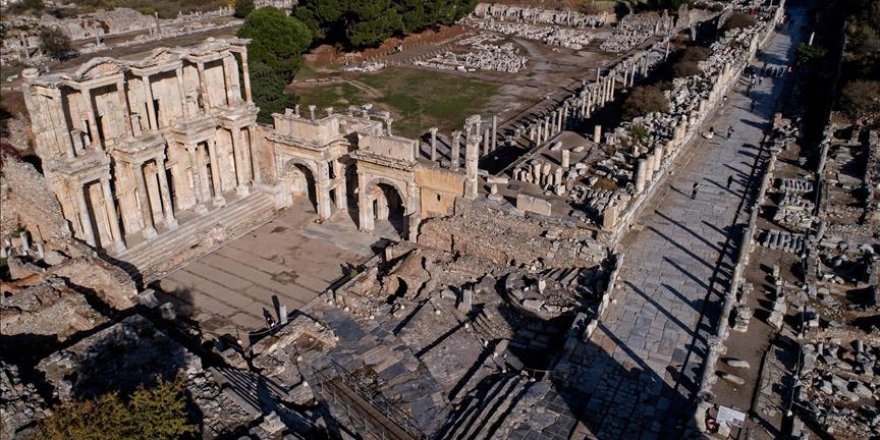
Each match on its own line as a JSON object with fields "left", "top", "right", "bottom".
{"left": 237, "top": 7, "right": 312, "bottom": 122}
{"left": 237, "top": 7, "right": 312, "bottom": 76}
{"left": 233, "top": 0, "right": 254, "bottom": 18}
{"left": 623, "top": 85, "right": 669, "bottom": 119}
{"left": 249, "top": 62, "right": 299, "bottom": 123}
{"left": 39, "top": 26, "right": 72, "bottom": 59}
{"left": 294, "top": 0, "right": 476, "bottom": 49}
{"left": 32, "top": 377, "right": 195, "bottom": 440}
{"left": 796, "top": 43, "right": 828, "bottom": 64}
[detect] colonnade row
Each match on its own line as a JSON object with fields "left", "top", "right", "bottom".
{"left": 62, "top": 125, "right": 261, "bottom": 254}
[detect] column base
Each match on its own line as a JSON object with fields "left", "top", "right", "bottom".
{"left": 195, "top": 204, "right": 208, "bottom": 215}
{"left": 236, "top": 185, "right": 250, "bottom": 197}
{"left": 213, "top": 197, "right": 227, "bottom": 208}
{"left": 165, "top": 218, "right": 179, "bottom": 230}
{"left": 142, "top": 227, "right": 158, "bottom": 240}
{"left": 112, "top": 240, "right": 126, "bottom": 254}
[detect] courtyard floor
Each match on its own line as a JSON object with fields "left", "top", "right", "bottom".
{"left": 155, "top": 201, "right": 396, "bottom": 339}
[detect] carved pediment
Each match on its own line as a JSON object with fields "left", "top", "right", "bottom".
{"left": 72, "top": 58, "right": 124, "bottom": 81}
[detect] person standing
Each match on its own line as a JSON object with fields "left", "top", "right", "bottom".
{"left": 727, "top": 175, "right": 734, "bottom": 189}
{"left": 691, "top": 182, "right": 700, "bottom": 200}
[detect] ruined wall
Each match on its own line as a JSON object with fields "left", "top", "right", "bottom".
{"left": 418, "top": 198, "right": 606, "bottom": 267}
{"left": 415, "top": 167, "right": 464, "bottom": 217}
{"left": 0, "top": 156, "right": 71, "bottom": 243}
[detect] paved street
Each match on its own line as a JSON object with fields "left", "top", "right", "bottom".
{"left": 573, "top": 9, "right": 806, "bottom": 439}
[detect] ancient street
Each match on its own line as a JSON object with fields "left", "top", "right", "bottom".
{"left": 574, "top": 7, "right": 806, "bottom": 438}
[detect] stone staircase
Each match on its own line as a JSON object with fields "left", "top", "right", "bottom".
{"left": 437, "top": 373, "right": 528, "bottom": 440}
{"left": 114, "top": 190, "right": 277, "bottom": 284}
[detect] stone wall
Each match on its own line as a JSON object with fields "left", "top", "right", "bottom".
{"left": 418, "top": 198, "right": 607, "bottom": 268}
{"left": 0, "top": 156, "right": 71, "bottom": 244}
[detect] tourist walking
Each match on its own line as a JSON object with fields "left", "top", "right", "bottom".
{"left": 727, "top": 175, "right": 734, "bottom": 189}
{"left": 691, "top": 182, "right": 700, "bottom": 200}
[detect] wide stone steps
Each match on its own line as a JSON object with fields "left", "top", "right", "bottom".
{"left": 439, "top": 373, "right": 524, "bottom": 440}
{"left": 117, "top": 190, "right": 277, "bottom": 284}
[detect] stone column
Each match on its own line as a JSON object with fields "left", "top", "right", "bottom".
{"left": 186, "top": 144, "right": 208, "bottom": 214}
{"left": 482, "top": 128, "right": 490, "bottom": 156}
{"left": 464, "top": 138, "right": 479, "bottom": 199}
{"left": 240, "top": 51, "right": 253, "bottom": 103}
{"left": 357, "top": 173, "right": 374, "bottom": 232}
{"left": 155, "top": 154, "right": 178, "bottom": 229}
{"left": 134, "top": 163, "right": 158, "bottom": 239}
{"left": 222, "top": 55, "right": 237, "bottom": 106}
{"left": 247, "top": 126, "right": 262, "bottom": 183}
{"left": 76, "top": 184, "right": 97, "bottom": 247}
{"left": 491, "top": 114, "right": 498, "bottom": 151}
{"left": 630, "top": 64, "right": 637, "bottom": 87}
{"left": 206, "top": 139, "right": 226, "bottom": 207}
{"left": 81, "top": 87, "right": 100, "bottom": 150}
{"left": 561, "top": 149, "right": 570, "bottom": 169}
{"left": 593, "top": 125, "right": 602, "bottom": 144}
{"left": 175, "top": 66, "right": 188, "bottom": 117}
{"left": 332, "top": 160, "right": 347, "bottom": 211}
{"left": 231, "top": 127, "right": 249, "bottom": 195}
{"left": 635, "top": 159, "right": 647, "bottom": 193}
{"left": 429, "top": 127, "right": 438, "bottom": 161}
{"left": 653, "top": 147, "right": 662, "bottom": 172}
{"left": 116, "top": 80, "right": 133, "bottom": 137}
{"left": 101, "top": 178, "right": 126, "bottom": 253}
{"left": 141, "top": 75, "right": 158, "bottom": 130}
{"left": 645, "top": 154, "right": 655, "bottom": 182}
{"left": 315, "top": 162, "right": 332, "bottom": 220}
{"left": 196, "top": 62, "right": 211, "bottom": 111}
{"left": 451, "top": 130, "right": 462, "bottom": 170}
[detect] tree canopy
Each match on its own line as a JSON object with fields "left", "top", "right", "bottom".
{"left": 294, "top": 0, "right": 476, "bottom": 49}
{"left": 233, "top": 0, "right": 254, "bottom": 18}
{"left": 238, "top": 7, "right": 312, "bottom": 77}
{"left": 623, "top": 85, "right": 669, "bottom": 119}
{"left": 31, "top": 376, "right": 195, "bottom": 440}
{"left": 237, "top": 7, "right": 313, "bottom": 122}
{"left": 39, "top": 26, "right": 72, "bottom": 59}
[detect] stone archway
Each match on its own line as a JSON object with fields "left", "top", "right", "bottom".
{"left": 374, "top": 182, "right": 406, "bottom": 238}
{"left": 281, "top": 160, "right": 319, "bottom": 213}
{"left": 359, "top": 176, "right": 411, "bottom": 239}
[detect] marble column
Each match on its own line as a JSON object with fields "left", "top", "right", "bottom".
{"left": 315, "top": 162, "right": 332, "bottom": 220}
{"left": 231, "top": 127, "right": 249, "bottom": 195}
{"left": 186, "top": 144, "right": 208, "bottom": 214}
{"left": 76, "top": 184, "right": 97, "bottom": 246}
{"left": 635, "top": 159, "right": 647, "bottom": 194}
{"left": 134, "top": 163, "right": 157, "bottom": 239}
{"left": 357, "top": 173, "right": 374, "bottom": 232}
{"left": 222, "top": 56, "right": 237, "bottom": 106}
{"left": 206, "top": 139, "right": 226, "bottom": 207}
{"left": 155, "top": 154, "right": 178, "bottom": 229}
{"left": 116, "top": 80, "right": 132, "bottom": 137}
{"left": 175, "top": 66, "right": 188, "bottom": 117}
{"left": 491, "top": 115, "right": 498, "bottom": 151}
{"left": 451, "top": 130, "right": 462, "bottom": 170}
{"left": 101, "top": 178, "right": 126, "bottom": 253}
{"left": 247, "top": 125, "right": 261, "bottom": 183}
{"left": 465, "top": 139, "right": 479, "bottom": 199}
{"left": 81, "top": 87, "right": 100, "bottom": 150}
{"left": 196, "top": 62, "right": 211, "bottom": 111}
{"left": 429, "top": 127, "right": 438, "bottom": 161}
{"left": 240, "top": 51, "right": 253, "bottom": 103}
{"left": 141, "top": 74, "right": 158, "bottom": 130}
{"left": 332, "top": 160, "right": 347, "bottom": 211}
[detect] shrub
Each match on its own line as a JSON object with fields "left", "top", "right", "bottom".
{"left": 39, "top": 27, "right": 72, "bottom": 59}
{"left": 722, "top": 12, "right": 757, "bottom": 31}
{"left": 623, "top": 85, "right": 669, "bottom": 119}
{"left": 234, "top": 0, "right": 254, "bottom": 18}
{"left": 31, "top": 376, "right": 195, "bottom": 440}
{"left": 796, "top": 43, "right": 828, "bottom": 64}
